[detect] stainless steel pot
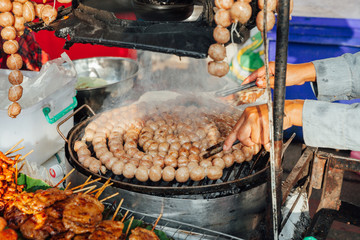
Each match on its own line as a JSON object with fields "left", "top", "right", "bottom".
{"left": 72, "top": 57, "right": 139, "bottom": 117}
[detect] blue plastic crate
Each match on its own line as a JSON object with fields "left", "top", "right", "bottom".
{"left": 268, "top": 16, "right": 360, "bottom": 140}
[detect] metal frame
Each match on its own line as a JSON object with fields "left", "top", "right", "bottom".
{"left": 280, "top": 148, "right": 360, "bottom": 240}
{"left": 305, "top": 151, "right": 360, "bottom": 240}
{"left": 115, "top": 207, "right": 245, "bottom": 240}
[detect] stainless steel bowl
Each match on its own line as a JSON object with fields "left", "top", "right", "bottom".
{"left": 72, "top": 57, "right": 139, "bottom": 118}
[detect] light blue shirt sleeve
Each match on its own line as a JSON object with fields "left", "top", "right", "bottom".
{"left": 302, "top": 52, "right": 360, "bottom": 150}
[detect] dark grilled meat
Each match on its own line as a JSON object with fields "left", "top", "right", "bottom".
{"left": 62, "top": 194, "right": 104, "bottom": 234}
{"left": 20, "top": 215, "right": 50, "bottom": 240}
{"left": 50, "top": 231, "right": 75, "bottom": 240}
{"left": 129, "top": 227, "right": 160, "bottom": 240}
{"left": 4, "top": 205, "right": 30, "bottom": 229}
{"left": 6, "top": 189, "right": 72, "bottom": 216}
{"left": 88, "top": 220, "right": 124, "bottom": 240}
{"left": 72, "top": 233, "right": 90, "bottom": 240}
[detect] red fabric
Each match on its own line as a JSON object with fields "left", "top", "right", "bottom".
{"left": 0, "top": 28, "right": 50, "bottom": 71}
{"left": 33, "top": 2, "right": 137, "bottom": 61}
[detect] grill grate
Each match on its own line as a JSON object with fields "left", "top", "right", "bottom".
{"left": 66, "top": 114, "right": 270, "bottom": 196}
{"left": 109, "top": 206, "right": 245, "bottom": 240}
{"left": 100, "top": 149, "right": 268, "bottom": 188}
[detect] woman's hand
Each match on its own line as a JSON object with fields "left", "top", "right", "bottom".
{"left": 224, "top": 100, "right": 304, "bottom": 151}
{"left": 242, "top": 62, "right": 316, "bottom": 88}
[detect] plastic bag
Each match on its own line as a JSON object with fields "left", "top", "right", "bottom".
{"left": 0, "top": 52, "right": 76, "bottom": 110}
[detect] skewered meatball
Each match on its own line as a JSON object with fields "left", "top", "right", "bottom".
{"left": 123, "top": 163, "right": 137, "bottom": 179}
{"left": 149, "top": 166, "right": 162, "bottom": 182}
{"left": 175, "top": 167, "right": 190, "bottom": 183}
{"left": 112, "top": 160, "right": 125, "bottom": 175}
{"left": 212, "top": 158, "right": 226, "bottom": 169}
{"left": 233, "top": 149, "right": 245, "bottom": 163}
{"left": 105, "top": 157, "right": 118, "bottom": 169}
{"left": 178, "top": 147, "right": 189, "bottom": 157}
{"left": 77, "top": 146, "right": 91, "bottom": 158}
{"left": 162, "top": 166, "right": 175, "bottom": 182}
{"left": 187, "top": 161, "right": 199, "bottom": 171}
{"left": 139, "top": 160, "right": 153, "bottom": 169}
{"left": 135, "top": 166, "right": 149, "bottom": 182}
{"left": 189, "top": 146, "right": 201, "bottom": 156}
{"left": 242, "top": 146, "right": 254, "bottom": 161}
{"left": 200, "top": 160, "right": 212, "bottom": 169}
{"left": 164, "top": 155, "right": 178, "bottom": 168}
{"left": 74, "top": 141, "right": 87, "bottom": 152}
{"left": 177, "top": 156, "right": 189, "bottom": 168}
{"left": 169, "top": 142, "right": 181, "bottom": 151}
{"left": 188, "top": 154, "right": 200, "bottom": 163}
{"left": 207, "top": 166, "right": 223, "bottom": 180}
{"left": 153, "top": 156, "right": 165, "bottom": 168}
{"left": 129, "top": 159, "right": 140, "bottom": 168}
{"left": 89, "top": 159, "right": 102, "bottom": 174}
{"left": 99, "top": 152, "right": 114, "bottom": 164}
{"left": 167, "top": 150, "right": 179, "bottom": 159}
{"left": 190, "top": 166, "right": 206, "bottom": 181}
{"left": 95, "top": 148, "right": 108, "bottom": 159}
{"left": 223, "top": 153, "right": 235, "bottom": 168}
{"left": 113, "top": 149, "right": 126, "bottom": 158}
{"left": 157, "top": 151, "right": 167, "bottom": 158}
{"left": 182, "top": 142, "right": 192, "bottom": 151}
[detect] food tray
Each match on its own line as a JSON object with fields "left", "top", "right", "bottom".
{"left": 117, "top": 207, "right": 244, "bottom": 240}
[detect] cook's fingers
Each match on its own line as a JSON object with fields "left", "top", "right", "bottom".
{"left": 250, "top": 123, "right": 261, "bottom": 146}
{"left": 239, "top": 136, "right": 255, "bottom": 147}
{"left": 224, "top": 116, "right": 245, "bottom": 150}
{"left": 241, "top": 67, "right": 265, "bottom": 85}
{"left": 264, "top": 142, "right": 271, "bottom": 151}
{"left": 256, "top": 76, "right": 275, "bottom": 88}
{"left": 236, "top": 124, "right": 255, "bottom": 147}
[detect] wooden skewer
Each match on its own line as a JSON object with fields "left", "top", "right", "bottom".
{"left": 125, "top": 216, "right": 134, "bottom": 237}
{"left": 152, "top": 213, "right": 163, "bottom": 231}
{"left": 88, "top": 183, "right": 113, "bottom": 195}
{"left": 5, "top": 139, "right": 24, "bottom": 155}
{"left": 7, "top": 146, "right": 25, "bottom": 156}
{"left": 65, "top": 182, "right": 71, "bottom": 190}
{"left": 73, "top": 185, "right": 96, "bottom": 194}
{"left": 121, "top": 210, "right": 130, "bottom": 223}
{"left": 99, "top": 192, "right": 119, "bottom": 203}
{"left": 54, "top": 168, "right": 75, "bottom": 188}
{"left": 18, "top": 162, "right": 26, "bottom": 173}
{"left": 95, "top": 178, "right": 111, "bottom": 199}
{"left": 15, "top": 158, "right": 18, "bottom": 184}
{"left": 112, "top": 198, "right": 124, "bottom": 221}
{"left": 83, "top": 185, "right": 97, "bottom": 195}
{"left": 19, "top": 150, "right": 34, "bottom": 161}
{"left": 70, "top": 177, "right": 101, "bottom": 191}
{"left": 81, "top": 176, "right": 92, "bottom": 189}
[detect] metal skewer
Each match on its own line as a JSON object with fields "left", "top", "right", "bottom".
{"left": 215, "top": 81, "right": 257, "bottom": 97}
{"left": 203, "top": 139, "right": 241, "bottom": 159}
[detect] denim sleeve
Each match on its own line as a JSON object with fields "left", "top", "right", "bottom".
{"left": 311, "top": 52, "right": 360, "bottom": 101}
{"left": 303, "top": 100, "right": 360, "bottom": 151}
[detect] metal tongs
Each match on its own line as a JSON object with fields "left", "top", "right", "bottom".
{"left": 203, "top": 140, "right": 241, "bottom": 159}
{"left": 215, "top": 81, "right": 257, "bottom": 97}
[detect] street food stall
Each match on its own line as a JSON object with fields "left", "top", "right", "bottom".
{"left": 1, "top": 0, "right": 359, "bottom": 239}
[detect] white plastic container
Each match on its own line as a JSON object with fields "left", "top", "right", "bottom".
{"left": 0, "top": 55, "right": 77, "bottom": 166}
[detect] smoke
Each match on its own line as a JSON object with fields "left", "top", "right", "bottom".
{"left": 100, "top": 50, "right": 234, "bottom": 113}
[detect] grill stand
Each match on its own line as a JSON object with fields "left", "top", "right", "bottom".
{"left": 279, "top": 147, "right": 360, "bottom": 240}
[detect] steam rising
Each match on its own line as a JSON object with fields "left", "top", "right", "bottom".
{"left": 101, "top": 50, "right": 234, "bottom": 112}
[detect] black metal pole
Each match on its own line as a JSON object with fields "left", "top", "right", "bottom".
{"left": 273, "top": 0, "right": 290, "bottom": 232}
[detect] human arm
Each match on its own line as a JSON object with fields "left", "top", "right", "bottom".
{"left": 241, "top": 61, "right": 316, "bottom": 88}
{"left": 223, "top": 100, "right": 304, "bottom": 151}
{"left": 312, "top": 52, "right": 360, "bottom": 101}
{"left": 303, "top": 100, "right": 360, "bottom": 151}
